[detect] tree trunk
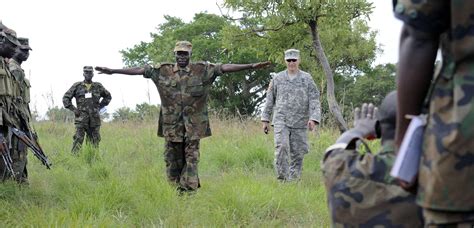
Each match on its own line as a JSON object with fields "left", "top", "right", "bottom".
{"left": 308, "top": 19, "right": 348, "bottom": 132}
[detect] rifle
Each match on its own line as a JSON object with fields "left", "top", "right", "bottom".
{"left": 0, "top": 133, "right": 15, "bottom": 176}
{"left": 11, "top": 127, "right": 51, "bottom": 169}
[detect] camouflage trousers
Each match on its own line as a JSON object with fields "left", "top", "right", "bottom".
{"left": 423, "top": 208, "right": 474, "bottom": 227}
{"left": 164, "top": 139, "right": 200, "bottom": 191}
{"left": 71, "top": 125, "right": 101, "bottom": 153}
{"left": 0, "top": 131, "right": 28, "bottom": 183}
{"left": 273, "top": 125, "right": 308, "bottom": 181}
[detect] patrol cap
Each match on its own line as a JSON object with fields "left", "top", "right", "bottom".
{"left": 83, "top": 66, "right": 94, "bottom": 72}
{"left": 0, "top": 25, "right": 21, "bottom": 46}
{"left": 174, "top": 41, "right": 192, "bottom": 53}
{"left": 284, "top": 49, "right": 300, "bottom": 60}
{"left": 18, "top": 37, "right": 32, "bottom": 50}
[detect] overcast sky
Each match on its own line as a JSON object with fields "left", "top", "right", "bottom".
{"left": 0, "top": 0, "right": 402, "bottom": 118}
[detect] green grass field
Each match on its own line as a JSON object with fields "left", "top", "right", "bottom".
{"left": 0, "top": 118, "right": 339, "bottom": 227}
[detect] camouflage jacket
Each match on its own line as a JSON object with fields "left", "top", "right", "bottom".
{"left": 144, "top": 62, "right": 222, "bottom": 142}
{"left": 395, "top": 0, "right": 474, "bottom": 211}
{"left": 322, "top": 140, "right": 423, "bottom": 227}
{"left": 8, "top": 59, "right": 32, "bottom": 123}
{"left": 0, "top": 57, "right": 21, "bottom": 128}
{"left": 261, "top": 70, "right": 321, "bottom": 128}
{"left": 62, "top": 81, "right": 111, "bottom": 126}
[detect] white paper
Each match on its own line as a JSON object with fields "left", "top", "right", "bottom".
{"left": 390, "top": 115, "right": 426, "bottom": 183}
{"left": 85, "top": 92, "right": 92, "bottom": 98}
{"left": 99, "top": 107, "right": 107, "bottom": 115}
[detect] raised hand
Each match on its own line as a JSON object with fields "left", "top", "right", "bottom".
{"left": 353, "top": 103, "right": 378, "bottom": 139}
{"left": 252, "top": 61, "right": 271, "bottom": 69}
{"left": 94, "top": 66, "right": 113, "bottom": 74}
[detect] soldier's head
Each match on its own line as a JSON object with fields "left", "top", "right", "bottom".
{"left": 13, "top": 37, "right": 32, "bottom": 62}
{"left": 174, "top": 41, "right": 192, "bottom": 67}
{"left": 284, "top": 49, "right": 300, "bottom": 72}
{"left": 83, "top": 66, "right": 94, "bottom": 82}
{"left": 0, "top": 23, "right": 20, "bottom": 58}
{"left": 376, "top": 91, "right": 397, "bottom": 141}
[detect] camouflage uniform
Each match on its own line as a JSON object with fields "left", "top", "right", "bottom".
{"left": 261, "top": 67, "right": 321, "bottom": 181}
{"left": 7, "top": 38, "right": 33, "bottom": 183}
{"left": 0, "top": 27, "right": 23, "bottom": 181}
{"left": 62, "top": 67, "right": 111, "bottom": 152}
{"left": 322, "top": 140, "right": 423, "bottom": 227}
{"left": 144, "top": 60, "right": 223, "bottom": 191}
{"left": 395, "top": 0, "right": 474, "bottom": 225}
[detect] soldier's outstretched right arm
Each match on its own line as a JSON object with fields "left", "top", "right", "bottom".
{"left": 95, "top": 66, "right": 145, "bottom": 76}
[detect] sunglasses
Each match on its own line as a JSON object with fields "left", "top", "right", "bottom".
{"left": 286, "top": 59, "right": 298, "bottom": 62}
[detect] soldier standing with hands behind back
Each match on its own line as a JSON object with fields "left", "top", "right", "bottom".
{"left": 63, "top": 66, "right": 112, "bottom": 153}
{"left": 261, "top": 49, "right": 321, "bottom": 182}
{"left": 95, "top": 41, "right": 270, "bottom": 193}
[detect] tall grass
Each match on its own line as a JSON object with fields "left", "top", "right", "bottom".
{"left": 0, "top": 118, "right": 338, "bottom": 226}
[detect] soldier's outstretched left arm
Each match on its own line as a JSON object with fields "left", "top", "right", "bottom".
{"left": 221, "top": 61, "right": 271, "bottom": 73}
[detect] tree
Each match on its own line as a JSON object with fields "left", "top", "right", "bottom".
{"left": 222, "top": 0, "right": 375, "bottom": 132}
{"left": 111, "top": 103, "right": 160, "bottom": 122}
{"left": 121, "top": 13, "right": 274, "bottom": 117}
{"left": 135, "top": 103, "right": 160, "bottom": 121}
{"left": 112, "top": 107, "right": 138, "bottom": 122}
{"left": 45, "top": 106, "right": 74, "bottom": 123}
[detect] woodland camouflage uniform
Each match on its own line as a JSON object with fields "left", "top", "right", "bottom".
{"left": 395, "top": 0, "right": 474, "bottom": 225}
{"left": 63, "top": 66, "right": 111, "bottom": 152}
{"left": 0, "top": 26, "right": 26, "bottom": 182}
{"left": 322, "top": 92, "right": 423, "bottom": 227}
{"left": 144, "top": 41, "right": 223, "bottom": 191}
{"left": 7, "top": 37, "right": 33, "bottom": 183}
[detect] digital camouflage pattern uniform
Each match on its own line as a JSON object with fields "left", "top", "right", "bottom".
{"left": 7, "top": 37, "right": 33, "bottom": 183}
{"left": 62, "top": 67, "right": 111, "bottom": 152}
{"left": 144, "top": 60, "right": 223, "bottom": 191}
{"left": 0, "top": 27, "right": 24, "bottom": 181}
{"left": 395, "top": 0, "right": 474, "bottom": 225}
{"left": 261, "top": 68, "right": 321, "bottom": 181}
{"left": 322, "top": 140, "right": 423, "bottom": 227}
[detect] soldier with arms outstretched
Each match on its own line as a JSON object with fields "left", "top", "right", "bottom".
{"left": 96, "top": 41, "right": 270, "bottom": 193}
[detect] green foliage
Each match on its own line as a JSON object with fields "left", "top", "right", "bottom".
{"left": 112, "top": 103, "right": 159, "bottom": 122}
{"left": 121, "top": 13, "right": 275, "bottom": 116}
{"left": 223, "top": 0, "right": 380, "bottom": 126}
{"left": 0, "top": 119, "right": 341, "bottom": 226}
{"left": 344, "top": 63, "right": 397, "bottom": 107}
{"left": 45, "top": 106, "right": 74, "bottom": 122}
{"left": 120, "top": 1, "right": 393, "bottom": 124}
{"left": 45, "top": 106, "right": 111, "bottom": 123}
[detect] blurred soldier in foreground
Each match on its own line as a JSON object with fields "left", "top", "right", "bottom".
{"left": 261, "top": 49, "right": 320, "bottom": 181}
{"left": 322, "top": 91, "right": 423, "bottom": 227}
{"left": 63, "top": 66, "right": 112, "bottom": 153}
{"left": 394, "top": 1, "right": 474, "bottom": 225}
{"left": 0, "top": 23, "right": 23, "bottom": 181}
{"left": 8, "top": 37, "right": 33, "bottom": 183}
{"left": 95, "top": 41, "right": 270, "bottom": 193}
